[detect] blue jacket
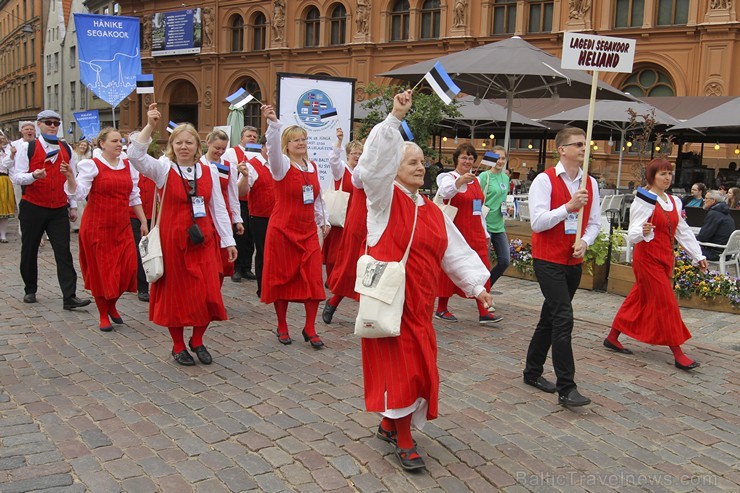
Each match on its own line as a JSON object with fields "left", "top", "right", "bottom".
{"left": 697, "top": 201, "right": 735, "bottom": 256}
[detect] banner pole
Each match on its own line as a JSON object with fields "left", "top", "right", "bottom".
{"left": 575, "top": 69, "right": 599, "bottom": 243}
{"left": 111, "top": 106, "right": 117, "bottom": 129}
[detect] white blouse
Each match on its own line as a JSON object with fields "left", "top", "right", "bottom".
{"left": 126, "top": 136, "right": 235, "bottom": 248}
{"left": 199, "top": 155, "right": 242, "bottom": 225}
{"left": 328, "top": 147, "right": 353, "bottom": 182}
{"left": 436, "top": 170, "right": 489, "bottom": 238}
{"left": 64, "top": 155, "right": 141, "bottom": 207}
{"left": 355, "top": 113, "right": 489, "bottom": 298}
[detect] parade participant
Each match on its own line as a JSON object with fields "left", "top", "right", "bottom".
{"left": 69, "top": 140, "right": 92, "bottom": 233}
{"left": 261, "top": 104, "right": 329, "bottom": 349}
{"left": 128, "top": 103, "right": 237, "bottom": 366}
{"left": 607, "top": 159, "right": 708, "bottom": 370}
{"left": 0, "top": 132, "right": 14, "bottom": 243}
{"left": 523, "top": 127, "right": 600, "bottom": 407}
{"left": 202, "top": 129, "right": 244, "bottom": 282}
{"left": 357, "top": 90, "right": 491, "bottom": 471}
{"left": 9, "top": 110, "right": 90, "bottom": 310}
{"left": 478, "top": 145, "right": 511, "bottom": 296}
{"left": 131, "top": 171, "right": 155, "bottom": 302}
{"left": 236, "top": 136, "right": 275, "bottom": 298}
{"left": 223, "top": 126, "right": 258, "bottom": 282}
{"left": 63, "top": 128, "right": 143, "bottom": 331}
{"left": 321, "top": 128, "right": 363, "bottom": 324}
{"left": 433, "top": 143, "right": 502, "bottom": 324}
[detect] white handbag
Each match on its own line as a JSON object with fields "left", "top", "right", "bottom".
{"left": 433, "top": 187, "right": 458, "bottom": 221}
{"left": 138, "top": 174, "right": 167, "bottom": 283}
{"left": 354, "top": 203, "right": 418, "bottom": 338}
{"left": 322, "top": 174, "right": 351, "bottom": 227}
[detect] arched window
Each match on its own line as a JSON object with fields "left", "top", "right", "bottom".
{"left": 621, "top": 67, "right": 675, "bottom": 97}
{"left": 420, "top": 0, "right": 441, "bottom": 40}
{"left": 329, "top": 4, "right": 347, "bottom": 45}
{"left": 390, "top": 0, "right": 410, "bottom": 41}
{"left": 237, "top": 78, "right": 263, "bottom": 129}
{"left": 304, "top": 7, "right": 320, "bottom": 47}
{"left": 251, "top": 12, "right": 266, "bottom": 51}
{"left": 230, "top": 14, "right": 244, "bottom": 53}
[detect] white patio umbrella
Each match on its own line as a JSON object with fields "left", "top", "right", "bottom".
{"left": 668, "top": 97, "right": 740, "bottom": 131}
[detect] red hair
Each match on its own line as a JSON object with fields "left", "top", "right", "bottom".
{"left": 645, "top": 158, "right": 673, "bottom": 185}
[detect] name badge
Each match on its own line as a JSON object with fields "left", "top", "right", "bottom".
{"left": 192, "top": 196, "right": 206, "bottom": 218}
{"left": 500, "top": 182, "right": 506, "bottom": 190}
{"left": 564, "top": 212, "right": 578, "bottom": 235}
{"left": 501, "top": 202, "right": 509, "bottom": 218}
{"left": 302, "top": 185, "right": 314, "bottom": 205}
{"left": 472, "top": 199, "right": 482, "bottom": 216}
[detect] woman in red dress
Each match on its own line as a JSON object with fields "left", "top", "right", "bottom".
{"left": 63, "top": 128, "right": 142, "bottom": 331}
{"left": 434, "top": 143, "right": 502, "bottom": 324}
{"left": 322, "top": 127, "right": 364, "bottom": 324}
{"left": 357, "top": 91, "right": 492, "bottom": 471}
{"left": 261, "top": 104, "right": 329, "bottom": 348}
{"left": 201, "top": 129, "right": 244, "bottom": 283}
{"left": 128, "top": 103, "right": 237, "bottom": 366}
{"left": 606, "top": 159, "right": 707, "bottom": 370}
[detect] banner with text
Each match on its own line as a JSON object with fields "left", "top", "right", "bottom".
{"left": 561, "top": 32, "right": 636, "bottom": 73}
{"left": 73, "top": 110, "right": 101, "bottom": 140}
{"left": 151, "top": 8, "right": 202, "bottom": 57}
{"left": 277, "top": 74, "right": 356, "bottom": 190}
{"left": 74, "top": 14, "right": 141, "bottom": 108}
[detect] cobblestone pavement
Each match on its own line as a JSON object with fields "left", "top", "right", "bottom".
{"left": 0, "top": 228, "right": 738, "bottom": 492}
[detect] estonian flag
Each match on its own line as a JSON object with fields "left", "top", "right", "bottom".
{"left": 213, "top": 161, "right": 230, "bottom": 178}
{"left": 45, "top": 149, "right": 59, "bottom": 162}
{"left": 423, "top": 61, "right": 461, "bottom": 105}
{"left": 481, "top": 152, "right": 500, "bottom": 167}
{"left": 136, "top": 74, "right": 154, "bottom": 94}
{"left": 244, "top": 143, "right": 262, "bottom": 153}
{"left": 319, "top": 107, "right": 338, "bottom": 121}
{"left": 167, "top": 121, "right": 178, "bottom": 133}
{"left": 635, "top": 187, "right": 657, "bottom": 206}
{"left": 400, "top": 120, "right": 414, "bottom": 142}
{"left": 226, "top": 88, "right": 255, "bottom": 109}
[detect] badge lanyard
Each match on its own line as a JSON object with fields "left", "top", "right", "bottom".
{"left": 175, "top": 163, "right": 206, "bottom": 219}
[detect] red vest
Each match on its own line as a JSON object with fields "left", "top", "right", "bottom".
{"left": 131, "top": 173, "right": 156, "bottom": 219}
{"left": 247, "top": 156, "right": 275, "bottom": 217}
{"left": 23, "top": 139, "right": 72, "bottom": 208}
{"left": 531, "top": 167, "right": 593, "bottom": 266}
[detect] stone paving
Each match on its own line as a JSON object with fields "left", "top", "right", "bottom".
{"left": 0, "top": 226, "right": 738, "bottom": 492}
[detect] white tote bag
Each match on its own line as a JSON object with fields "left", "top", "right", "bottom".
{"left": 322, "top": 172, "right": 351, "bottom": 227}
{"left": 354, "top": 204, "right": 418, "bottom": 338}
{"left": 433, "top": 187, "right": 458, "bottom": 221}
{"left": 138, "top": 175, "right": 167, "bottom": 283}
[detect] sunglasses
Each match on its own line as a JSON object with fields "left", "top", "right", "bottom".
{"left": 40, "top": 120, "right": 61, "bottom": 127}
{"left": 561, "top": 141, "right": 586, "bottom": 148}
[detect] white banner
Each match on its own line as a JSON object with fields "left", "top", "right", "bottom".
{"left": 277, "top": 74, "right": 355, "bottom": 190}
{"left": 561, "top": 32, "right": 636, "bottom": 73}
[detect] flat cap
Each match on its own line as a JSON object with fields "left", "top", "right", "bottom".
{"left": 37, "top": 110, "right": 61, "bottom": 121}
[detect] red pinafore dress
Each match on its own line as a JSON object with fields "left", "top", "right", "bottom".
{"left": 327, "top": 185, "right": 368, "bottom": 301}
{"left": 79, "top": 158, "right": 137, "bottom": 299}
{"left": 260, "top": 163, "right": 325, "bottom": 303}
{"left": 208, "top": 157, "right": 235, "bottom": 278}
{"left": 612, "top": 195, "right": 691, "bottom": 345}
{"left": 322, "top": 167, "right": 354, "bottom": 279}
{"left": 150, "top": 165, "right": 227, "bottom": 327}
{"left": 362, "top": 188, "right": 447, "bottom": 420}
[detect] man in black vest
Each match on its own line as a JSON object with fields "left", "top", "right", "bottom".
{"left": 9, "top": 110, "right": 90, "bottom": 310}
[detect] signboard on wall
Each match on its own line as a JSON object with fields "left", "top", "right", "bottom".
{"left": 151, "top": 8, "right": 202, "bottom": 57}
{"left": 276, "top": 73, "right": 356, "bottom": 189}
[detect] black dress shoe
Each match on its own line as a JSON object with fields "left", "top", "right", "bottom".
{"left": 558, "top": 389, "right": 591, "bottom": 407}
{"left": 322, "top": 301, "right": 337, "bottom": 324}
{"left": 110, "top": 315, "right": 124, "bottom": 325}
{"left": 302, "top": 330, "right": 325, "bottom": 349}
{"left": 524, "top": 375, "right": 557, "bottom": 393}
{"left": 99, "top": 325, "right": 113, "bottom": 332}
{"left": 675, "top": 360, "right": 700, "bottom": 371}
{"left": 189, "top": 340, "right": 213, "bottom": 365}
{"left": 231, "top": 271, "right": 243, "bottom": 283}
{"left": 63, "top": 296, "right": 91, "bottom": 310}
{"left": 244, "top": 270, "right": 257, "bottom": 280}
{"left": 23, "top": 293, "right": 37, "bottom": 303}
{"left": 137, "top": 292, "right": 150, "bottom": 302}
{"left": 603, "top": 338, "right": 633, "bottom": 354}
{"left": 172, "top": 349, "right": 196, "bottom": 366}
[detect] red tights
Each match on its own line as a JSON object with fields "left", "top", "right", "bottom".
{"left": 437, "top": 297, "right": 489, "bottom": 317}
{"left": 167, "top": 325, "right": 208, "bottom": 353}
{"left": 608, "top": 329, "right": 695, "bottom": 366}
{"left": 274, "top": 300, "right": 320, "bottom": 337}
{"left": 93, "top": 295, "right": 120, "bottom": 328}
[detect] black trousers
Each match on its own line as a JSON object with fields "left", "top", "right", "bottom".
{"left": 131, "top": 217, "right": 152, "bottom": 294}
{"left": 19, "top": 199, "right": 78, "bottom": 300}
{"left": 234, "top": 200, "right": 254, "bottom": 274}
{"left": 249, "top": 215, "right": 270, "bottom": 297}
{"left": 524, "top": 259, "right": 582, "bottom": 396}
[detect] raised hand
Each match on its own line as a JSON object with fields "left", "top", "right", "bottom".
{"left": 261, "top": 104, "right": 277, "bottom": 122}
{"left": 147, "top": 102, "right": 161, "bottom": 128}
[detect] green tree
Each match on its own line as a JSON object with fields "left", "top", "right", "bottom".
{"left": 357, "top": 82, "right": 460, "bottom": 162}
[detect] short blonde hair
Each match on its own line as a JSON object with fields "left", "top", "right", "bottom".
{"left": 95, "top": 127, "right": 120, "bottom": 149}
{"left": 345, "top": 140, "right": 363, "bottom": 155}
{"left": 281, "top": 125, "right": 308, "bottom": 160}
{"left": 165, "top": 123, "right": 202, "bottom": 162}
{"left": 206, "top": 129, "right": 229, "bottom": 144}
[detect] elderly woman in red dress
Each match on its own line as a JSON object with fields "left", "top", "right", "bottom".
{"left": 606, "top": 159, "right": 707, "bottom": 370}
{"left": 128, "top": 103, "right": 237, "bottom": 366}
{"left": 63, "top": 128, "right": 144, "bottom": 331}
{"left": 356, "top": 90, "right": 492, "bottom": 471}
{"left": 261, "top": 104, "right": 329, "bottom": 348}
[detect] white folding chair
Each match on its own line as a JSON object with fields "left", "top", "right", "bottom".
{"left": 518, "top": 200, "right": 530, "bottom": 221}
{"left": 698, "top": 230, "right": 740, "bottom": 277}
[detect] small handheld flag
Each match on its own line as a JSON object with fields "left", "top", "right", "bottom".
{"left": 45, "top": 149, "right": 59, "bottom": 161}
{"left": 244, "top": 143, "right": 262, "bottom": 153}
{"left": 319, "top": 107, "right": 338, "bottom": 121}
{"left": 635, "top": 187, "right": 657, "bottom": 206}
{"left": 480, "top": 152, "right": 500, "bottom": 168}
{"left": 400, "top": 120, "right": 414, "bottom": 141}
{"left": 167, "top": 121, "right": 178, "bottom": 133}
{"left": 136, "top": 74, "right": 154, "bottom": 94}
{"left": 422, "top": 61, "right": 461, "bottom": 105}
{"left": 226, "top": 88, "right": 255, "bottom": 109}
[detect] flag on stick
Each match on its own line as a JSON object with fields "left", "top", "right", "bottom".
{"left": 244, "top": 143, "right": 262, "bottom": 153}
{"left": 45, "top": 149, "right": 60, "bottom": 162}
{"left": 400, "top": 120, "right": 414, "bottom": 141}
{"left": 226, "top": 88, "right": 255, "bottom": 109}
{"left": 136, "top": 74, "right": 154, "bottom": 94}
{"left": 319, "top": 107, "right": 338, "bottom": 121}
{"left": 635, "top": 187, "right": 657, "bottom": 206}
{"left": 167, "top": 121, "right": 178, "bottom": 133}
{"left": 423, "top": 61, "right": 461, "bottom": 105}
{"left": 480, "top": 152, "right": 500, "bottom": 168}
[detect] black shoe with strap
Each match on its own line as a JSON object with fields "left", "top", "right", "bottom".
{"left": 394, "top": 445, "right": 426, "bottom": 471}
{"left": 172, "top": 349, "right": 196, "bottom": 366}
{"left": 188, "top": 340, "right": 213, "bottom": 365}
{"left": 302, "top": 330, "right": 324, "bottom": 349}
{"left": 322, "top": 301, "right": 337, "bottom": 324}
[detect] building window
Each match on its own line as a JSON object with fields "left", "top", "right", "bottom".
{"left": 492, "top": 0, "right": 517, "bottom": 35}
{"left": 80, "top": 84, "right": 86, "bottom": 109}
{"left": 621, "top": 67, "right": 675, "bottom": 97}
{"left": 54, "top": 52, "right": 59, "bottom": 72}
{"left": 420, "top": 0, "right": 441, "bottom": 39}
{"left": 46, "top": 54, "right": 51, "bottom": 74}
{"left": 614, "top": 0, "right": 644, "bottom": 28}
{"left": 31, "top": 81, "right": 35, "bottom": 106}
{"left": 114, "top": 3, "right": 120, "bottom": 15}
{"left": 230, "top": 15, "right": 244, "bottom": 52}
{"left": 528, "top": 0, "right": 553, "bottom": 33}
{"left": 54, "top": 84, "right": 59, "bottom": 110}
{"left": 69, "top": 46, "right": 76, "bottom": 67}
{"left": 390, "top": 0, "right": 410, "bottom": 41}
{"left": 252, "top": 12, "right": 266, "bottom": 50}
{"left": 329, "top": 4, "right": 347, "bottom": 45}
{"left": 70, "top": 81, "right": 76, "bottom": 110}
{"left": 657, "top": 0, "right": 689, "bottom": 26}
{"left": 304, "top": 7, "right": 320, "bottom": 47}
{"left": 238, "top": 78, "right": 262, "bottom": 129}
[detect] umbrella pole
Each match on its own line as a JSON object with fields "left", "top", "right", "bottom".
{"left": 616, "top": 129, "right": 625, "bottom": 189}
{"left": 504, "top": 91, "right": 514, "bottom": 154}
{"left": 575, "top": 70, "right": 600, "bottom": 243}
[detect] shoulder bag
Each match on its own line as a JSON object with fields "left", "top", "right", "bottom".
{"left": 322, "top": 166, "right": 351, "bottom": 227}
{"left": 433, "top": 176, "right": 458, "bottom": 221}
{"left": 138, "top": 172, "right": 168, "bottom": 283}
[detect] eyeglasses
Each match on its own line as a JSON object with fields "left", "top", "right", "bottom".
{"left": 561, "top": 141, "right": 586, "bottom": 148}
{"left": 289, "top": 138, "right": 307, "bottom": 143}
{"left": 40, "top": 120, "right": 61, "bottom": 127}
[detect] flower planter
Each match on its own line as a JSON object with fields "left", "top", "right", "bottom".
{"left": 607, "top": 263, "right": 635, "bottom": 297}
{"left": 504, "top": 266, "right": 536, "bottom": 282}
{"left": 579, "top": 262, "right": 607, "bottom": 291}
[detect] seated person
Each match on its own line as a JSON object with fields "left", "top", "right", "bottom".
{"left": 682, "top": 182, "right": 706, "bottom": 208}
{"left": 696, "top": 190, "right": 736, "bottom": 261}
